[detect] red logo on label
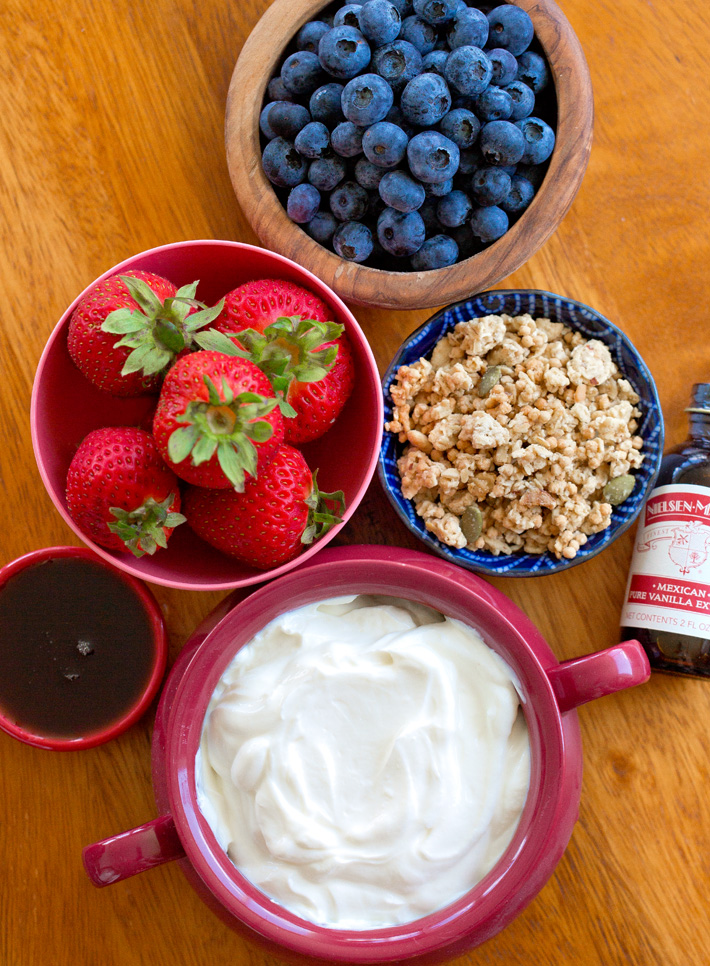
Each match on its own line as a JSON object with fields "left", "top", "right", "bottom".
{"left": 644, "top": 491, "right": 710, "bottom": 526}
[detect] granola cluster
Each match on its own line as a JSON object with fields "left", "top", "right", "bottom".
{"left": 385, "top": 313, "right": 645, "bottom": 559}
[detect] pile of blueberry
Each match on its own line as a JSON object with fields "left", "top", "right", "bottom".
{"left": 260, "top": 0, "right": 556, "bottom": 271}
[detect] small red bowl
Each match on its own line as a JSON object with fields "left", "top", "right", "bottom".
{"left": 0, "top": 546, "right": 167, "bottom": 751}
{"left": 30, "top": 240, "right": 383, "bottom": 591}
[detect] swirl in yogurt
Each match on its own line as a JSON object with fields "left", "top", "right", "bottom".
{"left": 196, "top": 595, "right": 530, "bottom": 929}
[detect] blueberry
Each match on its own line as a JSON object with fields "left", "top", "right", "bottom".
{"left": 331, "top": 121, "right": 365, "bottom": 157}
{"left": 516, "top": 50, "right": 549, "bottom": 93}
{"left": 447, "top": 7, "right": 489, "bottom": 48}
{"left": 472, "top": 85, "right": 513, "bottom": 121}
{"left": 308, "top": 155, "right": 347, "bottom": 191}
{"left": 400, "top": 72, "right": 451, "bottom": 126}
{"left": 267, "top": 102, "right": 311, "bottom": 139}
{"left": 515, "top": 116, "right": 555, "bottom": 163}
{"left": 410, "top": 233, "right": 459, "bottom": 269}
{"left": 379, "top": 170, "right": 426, "bottom": 211}
{"left": 486, "top": 47, "right": 518, "bottom": 86}
{"left": 444, "top": 45, "right": 492, "bottom": 95}
{"left": 287, "top": 183, "right": 321, "bottom": 223}
{"left": 424, "top": 177, "right": 453, "bottom": 196}
{"left": 334, "top": 4, "right": 364, "bottom": 29}
{"left": 294, "top": 121, "right": 331, "bottom": 158}
{"left": 377, "top": 206, "right": 426, "bottom": 255}
{"left": 262, "top": 137, "right": 308, "bottom": 187}
{"left": 342, "top": 72, "right": 394, "bottom": 125}
{"left": 399, "top": 15, "right": 437, "bottom": 53}
{"left": 486, "top": 5, "right": 534, "bottom": 56}
{"left": 333, "top": 221, "right": 374, "bottom": 261}
{"left": 267, "top": 77, "right": 294, "bottom": 102}
{"left": 421, "top": 50, "right": 449, "bottom": 75}
{"left": 363, "top": 121, "right": 409, "bottom": 167}
{"left": 439, "top": 107, "right": 480, "bottom": 148}
{"left": 309, "top": 84, "right": 345, "bottom": 126}
{"left": 503, "top": 79, "right": 536, "bottom": 119}
{"left": 470, "top": 165, "right": 511, "bottom": 205}
{"left": 479, "top": 119, "right": 524, "bottom": 165}
{"left": 436, "top": 188, "right": 472, "bottom": 226}
{"left": 355, "top": 156, "right": 387, "bottom": 189}
{"left": 407, "top": 130, "right": 460, "bottom": 183}
{"left": 281, "top": 51, "right": 325, "bottom": 95}
{"left": 470, "top": 204, "right": 509, "bottom": 242}
{"left": 330, "top": 180, "right": 370, "bottom": 220}
{"left": 260, "top": 102, "right": 278, "bottom": 140}
{"left": 372, "top": 39, "right": 423, "bottom": 89}
{"left": 296, "top": 21, "right": 330, "bottom": 53}
{"left": 413, "top": 0, "right": 458, "bottom": 26}
{"left": 501, "top": 173, "right": 535, "bottom": 213}
{"left": 358, "top": 0, "right": 402, "bottom": 45}
{"left": 318, "top": 26, "right": 372, "bottom": 79}
{"left": 305, "top": 210, "right": 338, "bottom": 245}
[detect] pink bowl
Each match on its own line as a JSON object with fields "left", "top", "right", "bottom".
{"left": 30, "top": 240, "right": 382, "bottom": 591}
{"left": 83, "top": 546, "right": 650, "bottom": 962}
{"left": 0, "top": 546, "right": 167, "bottom": 750}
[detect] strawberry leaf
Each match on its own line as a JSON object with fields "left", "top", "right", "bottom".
{"left": 103, "top": 309, "right": 146, "bottom": 334}
{"left": 193, "top": 329, "right": 246, "bottom": 355}
{"left": 169, "top": 425, "right": 199, "bottom": 463}
{"left": 107, "top": 493, "right": 185, "bottom": 557}
{"left": 301, "top": 471, "right": 345, "bottom": 545}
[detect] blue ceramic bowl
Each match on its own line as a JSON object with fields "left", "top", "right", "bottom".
{"left": 379, "top": 289, "right": 664, "bottom": 577}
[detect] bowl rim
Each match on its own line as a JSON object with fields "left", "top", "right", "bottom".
{"left": 30, "top": 238, "right": 383, "bottom": 591}
{"left": 378, "top": 288, "right": 665, "bottom": 577}
{"left": 225, "top": 0, "right": 594, "bottom": 309}
{"left": 0, "top": 546, "right": 167, "bottom": 750}
{"left": 163, "top": 545, "right": 582, "bottom": 961}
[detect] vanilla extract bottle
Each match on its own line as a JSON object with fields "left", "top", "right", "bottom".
{"left": 620, "top": 385, "right": 710, "bottom": 678}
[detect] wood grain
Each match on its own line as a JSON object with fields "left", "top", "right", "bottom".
{"left": 226, "top": 0, "right": 593, "bottom": 309}
{"left": 1, "top": 0, "right": 709, "bottom": 964}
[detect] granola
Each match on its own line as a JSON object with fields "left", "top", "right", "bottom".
{"left": 385, "top": 313, "right": 645, "bottom": 560}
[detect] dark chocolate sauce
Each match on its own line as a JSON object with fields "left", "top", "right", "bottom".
{"left": 0, "top": 556, "right": 156, "bottom": 739}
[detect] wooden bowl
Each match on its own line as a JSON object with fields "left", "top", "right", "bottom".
{"left": 226, "top": 0, "right": 594, "bottom": 310}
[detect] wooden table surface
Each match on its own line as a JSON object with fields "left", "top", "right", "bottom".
{"left": 1, "top": 1, "right": 709, "bottom": 964}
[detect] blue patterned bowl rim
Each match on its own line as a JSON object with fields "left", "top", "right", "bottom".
{"left": 378, "top": 289, "right": 665, "bottom": 577}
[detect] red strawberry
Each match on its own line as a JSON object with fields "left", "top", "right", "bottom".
{"left": 183, "top": 444, "right": 345, "bottom": 569}
{"left": 67, "top": 270, "right": 223, "bottom": 396}
{"left": 213, "top": 278, "right": 332, "bottom": 331}
{"left": 203, "top": 279, "right": 355, "bottom": 443}
{"left": 66, "top": 427, "right": 185, "bottom": 557}
{"left": 152, "top": 351, "right": 284, "bottom": 490}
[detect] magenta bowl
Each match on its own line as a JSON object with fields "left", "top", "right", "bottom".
{"left": 30, "top": 240, "right": 382, "bottom": 591}
{"left": 83, "top": 545, "right": 649, "bottom": 962}
{"left": 0, "top": 546, "right": 167, "bottom": 750}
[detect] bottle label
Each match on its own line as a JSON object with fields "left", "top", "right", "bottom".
{"left": 621, "top": 484, "right": 710, "bottom": 640}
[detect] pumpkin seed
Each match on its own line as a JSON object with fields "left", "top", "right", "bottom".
{"left": 477, "top": 365, "right": 502, "bottom": 397}
{"left": 603, "top": 475, "right": 635, "bottom": 506}
{"left": 461, "top": 505, "right": 483, "bottom": 543}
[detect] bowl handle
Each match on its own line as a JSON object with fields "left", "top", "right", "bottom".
{"left": 547, "top": 640, "right": 650, "bottom": 713}
{"left": 82, "top": 813, "right": 184, "bottom": 887}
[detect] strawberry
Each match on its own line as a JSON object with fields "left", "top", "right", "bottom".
{"left": 67, "top": 270, "right": 223, "bottom": 396}
{"left": 183, "top": 444, "right": 345, "bottom": 569}
{"left": 152, "top": 350, "right": 284, "bottom": 491}
{"left": 65, "top": 427, "right": 185, "bottom": 557}
{"left": 202, "top": 279, "right": 355, "bottom": 443}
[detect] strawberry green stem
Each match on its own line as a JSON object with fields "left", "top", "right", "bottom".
{"left": 102, "top": 276, "right": 224, "bottom": 379}
{"left": 194, "top": 316, "right": 344, "bottom": 418}
{"left": 301, "top": 471, "right": 346, "bottom": 545}
{"left": 107, "top": 493, "right": 186, "bottom": 557}
{"left": 168, "top": 375, "right": 278, "bottom": 491}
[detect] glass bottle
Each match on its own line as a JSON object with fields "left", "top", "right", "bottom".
{"left": 619, "top": 384, "right": 710, "bottom": 678}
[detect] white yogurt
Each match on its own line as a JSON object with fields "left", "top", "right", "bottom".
{"left": 196, "top": 595, "right": 530, "bottom": 929}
